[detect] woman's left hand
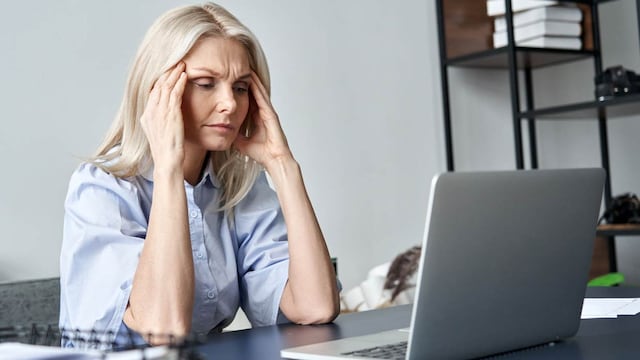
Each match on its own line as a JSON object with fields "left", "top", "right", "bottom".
{"left": 235, "top": 74, "right": 340, "bottom": 324}
{"left": 233, "top": 72, "right": 294, "bottom": 169}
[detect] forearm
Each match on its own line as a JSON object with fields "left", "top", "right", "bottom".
{"left": 267, "top": 157, "right": 339, "bottom": 324}
{"left": 125, "top": 169, "right": 194, "bottom": 338}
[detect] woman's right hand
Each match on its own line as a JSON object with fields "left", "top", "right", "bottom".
{"left": 127, "top": 63, "right": 194, "bottom": 340}
{"left": 140, "top": 62, "right": 188, "bottom": 175}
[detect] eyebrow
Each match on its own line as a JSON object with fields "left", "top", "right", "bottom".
{"left": 190, "top": 67, "right": 251, "bottom": 81}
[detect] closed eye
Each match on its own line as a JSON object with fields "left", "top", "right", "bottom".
{"left": 190, "top": 78, "right": 215, "bottom": 90}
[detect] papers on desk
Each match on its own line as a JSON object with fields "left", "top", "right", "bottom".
{"left": 581, "top": 298, "right": 640, "bottom": 319}
{"left": 0, "top": 343, "right": 176, "bottom": 360}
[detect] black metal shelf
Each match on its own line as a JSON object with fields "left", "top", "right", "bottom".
{"left": 520, "top": 94, "right": 640, "bottom": 119}
{"left": 447, "top": 47, "right": 595, "bottom": 69}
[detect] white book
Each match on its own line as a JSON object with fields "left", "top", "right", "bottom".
{"left": 494, "top": 35, "right": 582, "bottom": 49}
{"left": 493, "top": 20, "right": 582, "bottom": 47}
{"left": 494, "top": 6, "right": 583, "bottom": 32}
{"left": 487, "top": 0, "right": 558, "bottom": 17}
{"left": 520, "top": 36, "right": 582, "bottom": 49}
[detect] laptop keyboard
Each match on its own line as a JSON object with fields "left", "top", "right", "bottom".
{"left": 341, "top": 341, "right": 407, "bottom": 359}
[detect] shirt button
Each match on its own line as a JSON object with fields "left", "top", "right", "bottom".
{"left": 207, "top": 290, "right": 216, "bottom": 299}
{"left": 197, "top": 251, "right": 204, "bottom": 259}
{"left": 190, "top": 210, "right": 198, "bottom": 218}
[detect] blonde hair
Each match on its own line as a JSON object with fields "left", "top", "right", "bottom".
{"left": 92, "top": 2, "right": 269, "bottom": 211}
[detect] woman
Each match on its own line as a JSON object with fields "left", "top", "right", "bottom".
{"left": 59, "top": 2, "right": 339, "bottom": 347}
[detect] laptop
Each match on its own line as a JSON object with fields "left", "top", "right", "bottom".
{"left": 281, "top": 168, "right": 605, "bottom": 359}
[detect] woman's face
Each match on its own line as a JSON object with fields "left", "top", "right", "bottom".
{"left": 181, "top": 37, "right": 251, "bottom": 153}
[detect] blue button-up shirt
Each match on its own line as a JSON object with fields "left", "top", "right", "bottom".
{"left": 59, "top": 161, "right": 290, "bottom": 347}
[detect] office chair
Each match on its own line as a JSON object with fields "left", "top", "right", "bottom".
{"left": 0, "top": 277, "right": 60, "bottom": 328}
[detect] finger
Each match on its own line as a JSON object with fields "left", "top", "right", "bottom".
{"left": 154, "top": 67, "right": 172, "bottom": 89}
{"left": 169, "top": 72, "right": 187, "bottom": 109}
{"left": 249, "top": 72, "right": 273, "bottom": 109}
{"left": 159, "top": 63, "right": 186, "bottom": 106}
{"left": 250, "top": 71, "right": 269, "bottom": 95}
{"left": 147, "top": 84, "right": 161, "bottom": 107}
{"left": 149, "top": 70, "right": 169, "bottom": 105}
{"left": 151, "top": 71, "right": 170, "bottom": 106}
{"left": 249, "top": 73, "right": 285, "bottom": 139}
{"left": 165, "top": 62, "right": 186, "bottom": 89}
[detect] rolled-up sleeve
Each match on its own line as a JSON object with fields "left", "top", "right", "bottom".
{"left": 59, "top": 163, "right": 148, "bottom": 348}
{"left": 234, "top": 173, "right": 290, "bottom": 327}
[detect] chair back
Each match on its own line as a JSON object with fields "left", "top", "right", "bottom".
{"left": 0, "top": 277, "right": 60, "bottom": 327}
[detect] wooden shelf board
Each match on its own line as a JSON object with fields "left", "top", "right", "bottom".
{"left": 597, "top": 224, "right": 640, "bottom": 236}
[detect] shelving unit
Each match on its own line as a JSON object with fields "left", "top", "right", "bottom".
{"left": 436, "top": 0, "right": 640, "bottom": 273}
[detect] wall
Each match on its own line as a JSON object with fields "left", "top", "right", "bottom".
{"left": 0, "top": 0, "right": 442, "bottom": 291}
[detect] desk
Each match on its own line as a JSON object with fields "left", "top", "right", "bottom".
{"left": 195, "top": 287, "right": 640, "bottom": 359}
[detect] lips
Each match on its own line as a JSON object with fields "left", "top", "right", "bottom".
{"left": 204, "top": 123, "right": 234, "bottom": 130}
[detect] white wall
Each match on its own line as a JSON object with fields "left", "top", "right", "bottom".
{"left": 0, "top": 0, "right": 442, "bottom": 290}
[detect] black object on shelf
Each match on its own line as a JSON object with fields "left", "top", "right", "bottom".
{"left": 600, "top": 193, "right": 640, "bottom": 224}
{"left": 595, "top": 65, "right": 640, "bottom": 101}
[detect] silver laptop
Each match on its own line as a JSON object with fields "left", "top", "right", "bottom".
{"left": 281, "top": 168, "right": 605, "bottom": 359}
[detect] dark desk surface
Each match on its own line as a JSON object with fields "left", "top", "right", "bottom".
{"left": 195, "top": 287, "right": 640, "bottom": 360}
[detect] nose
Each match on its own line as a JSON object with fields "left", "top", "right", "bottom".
{"left": 216, "top": 86, "right": 237, "bottom": 114}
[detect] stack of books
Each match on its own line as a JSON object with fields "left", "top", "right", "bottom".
{"left": 487, "top": 0, "right": 584, "bottom": 50}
